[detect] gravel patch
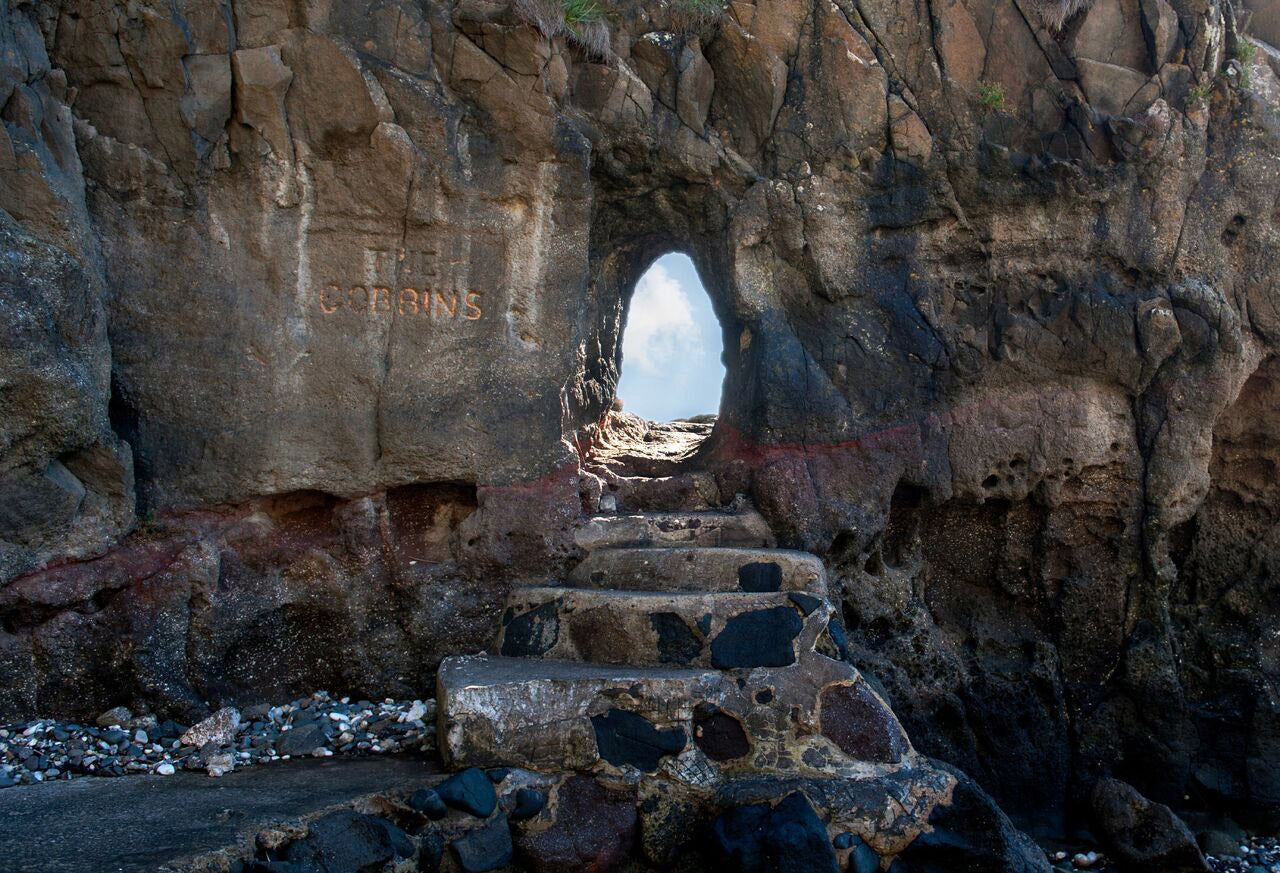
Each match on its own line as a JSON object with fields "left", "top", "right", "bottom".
{"left": 1207, "top": 835, "right": 1280, "bottom": 873}
{"left": 1044, "top": 837, "right": 1280, "bottom": 873}
{"left": 0, "top": 691, "right": 436, "bottom": 787}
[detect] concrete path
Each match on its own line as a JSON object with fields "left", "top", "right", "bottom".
{"left": 0, "top": 756, "right": 434, "bottom": 872}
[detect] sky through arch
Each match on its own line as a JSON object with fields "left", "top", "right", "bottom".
{"left": 616, "top": 253, "right": 725, "bottom": 422}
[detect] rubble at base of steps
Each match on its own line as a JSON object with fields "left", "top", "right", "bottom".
{"left": 236, "top": 764, "right": 1051, "bottom": 873}
{"left": 0, "top": 692, "right": 437, "bottom": 787}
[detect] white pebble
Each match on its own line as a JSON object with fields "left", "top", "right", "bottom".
{"left": 156, "top": 763, "right": 175, "bottom": 776}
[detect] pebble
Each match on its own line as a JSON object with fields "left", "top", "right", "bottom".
{"left": 95, "top": 707, "right": 131, "bottom": 727}
{"left": 509, "top": 783, "right": 545, "bottom": 819}
{"left": 436, "top": 767, "right": 498, "bottom": 818}
{"left": 1044, "top": 835, "right": 1280, "bottom": 873}
{"left": 181, "top": 708, "right": 242, "bottom": 748}
{"left": 410, "top": 787, "right": 449, "bottom": 820}
{"left": 1206, "top": 836, "right": 1280, "bottom": 873}
{"left": 0, "top": 692, "right": 437, "bottom": 788}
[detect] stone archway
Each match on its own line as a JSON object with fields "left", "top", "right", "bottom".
{"left": 614, "top": 251, "right": 725, "bottom": 424}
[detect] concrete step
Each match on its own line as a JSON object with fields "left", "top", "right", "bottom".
{"left": 437, "top": 654, "right": 718, "bottom": 772}
{"left": 574, "top": 510, "right": 776, "bottom": 551}
{"left": 437, "top": 654, "right": 913, "bottom": 777}
{"left": 568, "top": 546, "right": 825, "bottom": 594}
{"left": 493, "top": 586, "right": 834, "bottom": 669}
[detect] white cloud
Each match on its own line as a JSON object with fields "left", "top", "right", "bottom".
{"left": 622, "top": 263, "right": 702, "bottom": 374}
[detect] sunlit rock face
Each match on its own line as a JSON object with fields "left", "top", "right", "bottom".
{"left": 0, "top": 0, "right": 1277, "bottom": 834}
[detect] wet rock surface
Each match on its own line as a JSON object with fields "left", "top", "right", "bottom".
{"left": 0, "top": 756, "right": 430, "bottom": 872}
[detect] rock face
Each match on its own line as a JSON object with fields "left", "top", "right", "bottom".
{"left": 1, "top": 0, "right": 1277, "bottom": 844}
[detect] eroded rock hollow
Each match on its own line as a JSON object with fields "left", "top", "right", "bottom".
{"left": 2, "top": 0, "right": 1278, "bottom": 854}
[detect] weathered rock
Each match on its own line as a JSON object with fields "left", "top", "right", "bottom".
{"left": 284, "top": 810, "right": 415, "bottom": 872}
{"left": 436, "top": 767, "right": 499, "bottom": 818}
{"left": 1090, "top": 778, "right": 1210, "bottom": 872}
{"left": 275, "top": 720, "right": 328, "bottom": 758}
{"left": 181, "top": 708, "right": 242, "bottom": 749}
{"left": 94, "top": 706, "right": 131, "bottom": 728}
{"left": 410, "top": 787, "right": 449, "bottom": 820}
{"left": 894, "top": 764, "right": 1052, "bottom": 872}
{"left": 573, "top": 510, "right": 775, "bottom": 551}
{"left": 451, "top": 814, "right": 513, "bottom": 873}
{"left": 510, "top": 787, "right": 546, "bottom": 821}
{"left": 570, "top": 546, "right": 823, "bottom": 593}
{"left": 514, "top": 776, "right": 636, "bottom": 873}
{"left": 710, "top": 792, "right": 839, "bottom": 873}
{"left": 591, "top": 708, "right": 687, "bottom": 771}
{"left": 0, "top": 0, "right": 1276, "bottom": 848}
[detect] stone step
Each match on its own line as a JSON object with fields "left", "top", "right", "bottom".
{"left": 437, "top": 654, "right": 913, "bottom": 777}
{"left": 568, "top": 546, "right": 825, "bottom": 594}
{"left": 574, "top": 510, "right": 776, "bottom": 551}
{"left": 493, "top": 586, "right": 835, "bottom": 669}
{"left": 437, "top": 654, "right": 719, "bottom": 772}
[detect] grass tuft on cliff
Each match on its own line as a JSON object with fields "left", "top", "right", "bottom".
{"left": 1023, "top": 0, "right": 1095, "bottom": 30}
{"left": 516, "top": 0, "right": 725, "bottom": 57}
{"left": 978, "top": 82, "right": 1006, "bottom": 112}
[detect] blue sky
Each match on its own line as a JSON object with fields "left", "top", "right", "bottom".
{"left": 616, "top": 253, "right": 725, "bottom": 421}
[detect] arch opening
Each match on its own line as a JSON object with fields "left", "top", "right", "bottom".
{"left": 615, "top": 252, "right": 726, "bottom": 424}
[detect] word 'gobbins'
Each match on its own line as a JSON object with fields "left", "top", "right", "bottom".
{"left": 320, "top": 285, "right": 483, "bottom": 320}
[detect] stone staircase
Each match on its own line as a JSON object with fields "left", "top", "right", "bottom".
{"left": 436, "top": 503, "right": 924, "bottom": 786}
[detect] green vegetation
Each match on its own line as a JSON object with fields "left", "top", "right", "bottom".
{"left": 1186, "top": 81, "right": 1213, "bottom": 103}
{"left": 516, "top": 0, "right": 726, "bottom": 56}
{"left": 135, "top": 513, "right": 169, "bottom": 537}
{"left": 978, "top": 82, "right": 1006, "bottom": 112}
{"left": 1235, "top": 38, "right": 1256, "bottom": 88}
{"left": 673, "top": 0, "right": 728, "bottom": 21}
{"left": 563, "top": 0, "right": 607, "bottom": 26}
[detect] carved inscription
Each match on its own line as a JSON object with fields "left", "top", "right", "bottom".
{"left": 319, "top": 285, "right": 483, "bottom": 319}
{"left": 318, "top": 247, "right": 484, "bottom": 322}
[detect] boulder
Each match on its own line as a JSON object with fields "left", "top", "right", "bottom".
{"left": 284, "top": 811, "right": 415, "bottom": 873}
{"left": 515, "top": 777, "right": 637, "bottom": 873}
{"left": 451, "top": 815, "right": 513, "bottom": 873}
{"left": 1090, "top": 779, "right": 1209, "bottom": 873}
{"left": 894, "top": 765, "right": 1051, "bottom": 872}
{"left": 709, "top": 792, "right": 840, "bottom": 873}
{"left": 437, "top": 768, "right": 499, "bottom": 818}
{"left": 180, "top": 708, "right": 241, "bottom": 749}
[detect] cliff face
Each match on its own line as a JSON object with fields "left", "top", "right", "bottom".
{"left": 1, "top": 0, "right": 1277, "bottom": 831}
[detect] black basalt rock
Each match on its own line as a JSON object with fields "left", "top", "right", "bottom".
{"left": 693, "top": 708, "right": 751, "bottom": 762}
{"left": 893, "top": 763, "right": 1050, "bottom": 872}
{"left": 738, "top": 562, "right": 784, "bottom": 592}
{"left": 650, "top": 611, "right": 703, "bottom": 665}
{"left": 437, "top": 768, "right": 499, "bottom": 818}
{"left": 284, "top": 810, "right": 414, "bottom": 872}
{"left": 500, "top": 601, "right": 560, "bottom": 657}
{"left": 788, "top": 592, "right": 822, "bottom": 615}
{"left": 710, "top": 792, "right": 840, "bottom": 873}
{"left": 591, "top": 708, "right": 686, "bottom": 772}
{"left": 710, "top": 607, "right": 804, "bottom": 669}
{"left": 510, "top": 787, "right": 547, "bottom": 820}
{"left": 451, "top": 814, "right": 513, "bottom": 873}
{"left": 410, "top": 787, "right": 448, "bottom": 820}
